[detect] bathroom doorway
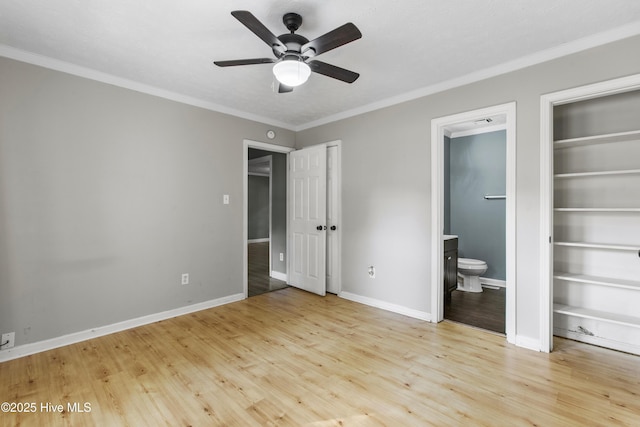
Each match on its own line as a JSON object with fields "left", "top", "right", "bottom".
{"left": 431, "top": 103, "right": 516, "bottom": 342}
{"left": 444, "top": 127, "right": 506, "bottom": 333}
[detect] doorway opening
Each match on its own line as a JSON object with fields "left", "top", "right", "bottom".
{"left": 443, "top": 124, "right": 507, "bottom": 333}
{"left": 243, "top": 141, "right": 294, "bottom": 298}
{"left": 247, "top": 151, "right": 288, "bottom": 297}
{"left": 431, "top": 102, "right": 516, "bottom": 343}
{"left": 242, "top": 140, "right": 342, "bottom": 299}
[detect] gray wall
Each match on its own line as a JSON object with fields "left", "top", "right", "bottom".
{"left": 247, "top": 175, "right": 269, "bottom": 240}
{"left": 447, "top": 131, "right": 506, "bottom": 280}
{"left": 0, "top": 57, "right": 295, "bottom": 347}
{"left": 295, "top": 35, "right": 640, "bottom": 345}
{"left": 2, "top": 34, "right": 640, "bottom": 352}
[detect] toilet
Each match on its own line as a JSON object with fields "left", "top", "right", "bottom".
{"left": 457, "top": 258, "right": 488, "bottom": 293}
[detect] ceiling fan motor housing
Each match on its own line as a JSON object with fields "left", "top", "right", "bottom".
{"left": 274, "top": 33, "right": 310, "bottom": 58}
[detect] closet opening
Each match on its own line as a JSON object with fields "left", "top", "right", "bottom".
{"left": 540, "top": 75, "right": 640, "bottom": 354}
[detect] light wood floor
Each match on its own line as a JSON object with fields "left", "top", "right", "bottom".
{"left": 1, "top": 288, "right": 639, "bottom": 426}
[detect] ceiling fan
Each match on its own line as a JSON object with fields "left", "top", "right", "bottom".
{"left": 214, "top": 10, "right": 362, "bottom": 93}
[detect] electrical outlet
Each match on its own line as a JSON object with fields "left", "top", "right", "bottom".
{"left": 181, "top": 273, "right": 189, "bottom": 285}
{"left": 223, "top": 194, "right": 229, "bottom": 205}
{"left": 368, "top": 266, "right": 376, "bottom": 279}
{"left": 1, "top": 332, "right": 15, "bottom": 350}
{"left": 279, "top": 253, "right": 284, "bottom": 261}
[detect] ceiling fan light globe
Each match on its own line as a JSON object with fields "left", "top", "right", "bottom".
{"left": 273, "top": 60, "right": 311, "bottom": 87}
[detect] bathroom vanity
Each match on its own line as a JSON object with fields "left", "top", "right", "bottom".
{"left": 444, "top": 235, "right": 458, "bottom": 303}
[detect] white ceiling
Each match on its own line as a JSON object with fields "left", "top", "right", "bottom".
{"left": 1, "top": 0, "right": 640, "bottom": 130}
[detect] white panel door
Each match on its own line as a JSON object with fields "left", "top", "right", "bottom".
{"left": 326, "top": 145, "right": 340, "bottom": 294}
{"left": 289, "top": 144, "right": 327, "bottom": 296}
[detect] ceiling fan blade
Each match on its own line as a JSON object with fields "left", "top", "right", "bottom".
{"left": 308, "top": 60, "right": 360, "bottom": 83}
{"left": 231, "top": 10, "right": 286, "bottom": 54}
{"left": 301, "top": 23, "right": 362, "bottom": 57}
{"left": 214, "top": 58, "right": 275, "bottom": 67}
{"left": 278, "top": 84, "right": 294, "bottom": 93}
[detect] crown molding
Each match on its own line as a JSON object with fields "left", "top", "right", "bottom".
{"left": 2, "top": 18, "right": 640, "bottom": 133}
{"left": 294, "top": 20, "right": 640, "bottom": 131}
{"left": 0, "top": 44, "right": 296, "bottom": 131}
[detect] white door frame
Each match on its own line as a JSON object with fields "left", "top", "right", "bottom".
{"left": 431, "top": 102, "right": 517, "bottom": 344}
{"left": 539, "top": 74, "right": 640, "bottom": 352}
{"left": 326, "top": 141, "right": 342, "bottom": 294}
{"left": 243, "top": 140, "right": 294, "bottom": 298}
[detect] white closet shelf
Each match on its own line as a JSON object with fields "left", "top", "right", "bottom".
{"left": 554, "top": 129, "right": 640, "bottom": 149}
{"left": 554, "top": 208, "right": 640, "bottom": 212}
{"left": 554, "top": 169, "right": 640, "bottom": 178}
{"left": 554, "top": 241, "right": 640, "bottom": 251}
{"left": 554, "top": 272, "right": 640, "bottom": 291}
{"left": 553, "top": 304, "right": 640, "bottom": 329}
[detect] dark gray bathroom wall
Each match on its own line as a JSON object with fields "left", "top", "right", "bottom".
{"left": 448, "top": 130, "right": 506, "bottom": 281}
{"left": 444, "top": 136, "right": 451, "bottom": 235}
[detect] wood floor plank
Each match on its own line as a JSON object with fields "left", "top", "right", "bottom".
{"left": 1, "top": 287, "right": 640, "bottom": 426}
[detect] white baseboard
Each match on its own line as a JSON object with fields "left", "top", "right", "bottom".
{"left": 480, "top": 277, "right": 506, "bottom": 288}
{"left": 339, "top": 292, "right": 544, "bottom": 353}
{"left": 0, "top": 293, "right": 245, "bottom": 363}
{"left": 339, "top": 292, "right": 431, "bottom": 322}
{"left": 248, "top": 238, "right": 269, "bottom": 243}
{"left": 270, "top": 271, "right": 287, "bottom": 282}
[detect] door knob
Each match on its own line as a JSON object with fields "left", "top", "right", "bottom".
{"left": 330, "top": 225, "right": 337, "bottom": 231}
{"left": 317, "top": 225, "right": 327, "bottom": 231}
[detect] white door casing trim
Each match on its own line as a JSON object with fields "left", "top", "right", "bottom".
{"left": 431, "top": 102, "right": 517, "bottom": 345}
{"left": 326, "top": 141, "right": 342, "bottom": 294}
{"left": 539, "top": 73, "right": 640, "bottom": 353}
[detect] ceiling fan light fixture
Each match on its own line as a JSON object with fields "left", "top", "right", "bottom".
{"left": 273, "top": 57, "right": 311, "bottom": 87}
